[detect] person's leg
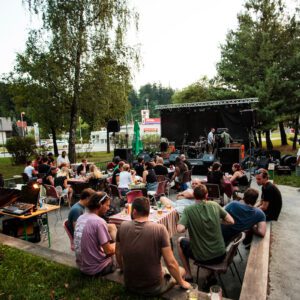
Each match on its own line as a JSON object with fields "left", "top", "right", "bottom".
{"left": 177, "top": 237, "right": 193, "bottom": 280}
{"left": 160, "top": 196, "right": 174, "bottom": 207}
{"left": 68, "top": 186, "right": 73, "bottom": 206}
{"left": 107, "top": 223, "right": 117, "bottom": 242}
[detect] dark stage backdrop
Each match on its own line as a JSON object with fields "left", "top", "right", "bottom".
{"left": 160, "top": 104, "right": 250, "bottom": 148}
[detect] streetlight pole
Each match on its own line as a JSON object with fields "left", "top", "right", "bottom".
{"left": 20, "top": 112, "right": 25, "bottom": 137}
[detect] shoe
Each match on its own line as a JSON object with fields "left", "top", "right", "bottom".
{"left": 185, "top": 276, "right": 194, "bottom": 283}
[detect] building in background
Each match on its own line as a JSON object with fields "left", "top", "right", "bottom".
{"left": 0, "top": 117, "right": 13, "bottom": 145}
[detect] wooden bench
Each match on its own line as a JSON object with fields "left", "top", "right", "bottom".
{"left": 239, "top": 222, "right": 271, "bottom": 300}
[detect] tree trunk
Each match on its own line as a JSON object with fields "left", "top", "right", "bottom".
{"left": 107, "top": 130, "right": 110, "bottom": 153}
{"left": 253, "top": 129, "right": 259, "bottom": 148}
{"left": 258, "top": 131, "right": 262, "bottom": 148}
{"left": 68, "top": 10, "right": 84, "bottom": 163}
{"left": 265, "top": 130, "right": 273, "bottom": 150}
{"left": 279, "top": 121, "right": 287, "bottom": 146}
{"left": 51, "top": 127, "right": 59, "bottom": 157}
{"left": 292, "top": 117, "right": 299, "bottom": 150}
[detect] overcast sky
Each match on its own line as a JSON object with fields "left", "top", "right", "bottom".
{"left": 0, "top": 0, "right": 298, "bottom": 90}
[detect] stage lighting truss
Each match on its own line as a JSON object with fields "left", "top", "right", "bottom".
{"left": 155, "top": 98, "right": 259, "bottom": 111}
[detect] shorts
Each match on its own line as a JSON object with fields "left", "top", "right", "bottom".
{"left": 128, "top": 267, "right": 176, "bottom": 296}
{"left": 94, "top": 259, "right": 117, "bottom": 277}
{"left": 180, "top": 238, "right": 226, "bottom": 265}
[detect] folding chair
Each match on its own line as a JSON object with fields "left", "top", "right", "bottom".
{"left": 108, "top": 184, "right": 124, "bottom": 210}
{"left": 63, "top": 219, "right": 75, "bottom": 251}
{"left": 126, "top": 190, "right": 143, "bottom": 204}
{"left": 43, "top": 184, "right": 63, "bottom": 220}
{"left": 147, "top": 180, "right": 167, "bottom": 205}
{"left": 205, "top": 183, "right": 224, "bottom": 206}
{"left": 194, "top": 232, "right": 245, "bottom": 297}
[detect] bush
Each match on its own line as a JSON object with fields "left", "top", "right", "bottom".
{"left": 6, "top": 136, "right": 37, "bottom": 164}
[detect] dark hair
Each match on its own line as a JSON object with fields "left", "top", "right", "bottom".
{"left": 48, "top": 152, "right": 53, "bottom": 156}
{"left": 26, "top": 160, "right": 32, "bottom": 166}
{"left": 193, "top": 185, "right": 208, "bottom": 200}
{"left": 212, "top": 162, "right": 221, "bottom": 171}
{"left": 86, "top": 192, "right": 110, "bottom": 210}
{"left": 243, "top": 188, "right": 259, "bottom": 206}
{"left": 113, "top": 156, "right": 121, "bottom": 164}
{"left": 175, "top": 157, "right": 181, "bottom": 165}
{"left": 256, "top": 168, "right": 269, "bottom": 179}
{"left": 138, "top": 156, "right": 144, "bottom": 163}
{"left": 82, "top": 158, "right": 87, "bottom": 163}
{"left": 118, "top": 161, "right": 125, "bottom": 168}
{"left": 42, "top": 157, "right": 48, "bottom": 163}
{"left": 132, "top": 197, "right": 150, "bottom": 216}
{"left": 80, "top": 188, "right": 95, "bottom": 200}
{"left": 233, "top": 163, "right": 241, "bottom": 171}
{"left": 145, "top": 161, "right": 153, "bottom": 170}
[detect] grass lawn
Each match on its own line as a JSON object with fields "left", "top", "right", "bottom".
{"left": 0, "top": 244, "right": 160, "bottom": 300}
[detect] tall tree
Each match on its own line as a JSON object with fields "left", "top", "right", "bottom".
{"left": 23, "top": 0, "right": 138, "bottom": 162}
{"left": 218, "top": 0, "right": 300, "bottom": 149}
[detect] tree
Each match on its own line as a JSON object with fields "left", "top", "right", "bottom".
{"left": 217, "top": 0, "right": 300, "bottom": 150}
{"left": 0, "top": 82, "right": 17, "bottom": 119}
{"left": 23, "top": 0, "right": 138, "bottom": 162}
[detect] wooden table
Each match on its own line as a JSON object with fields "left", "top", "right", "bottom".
{"left": 0, "top": 204, "right": 60, "bottom": 248}
{"left": 108, "top": 207, "right": 179, "bottom": 238}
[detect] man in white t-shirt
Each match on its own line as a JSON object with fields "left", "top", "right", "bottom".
{"left": 24, "top": 161, "right": 38, "bottom": 179}
{"left": 207, "top": 128, "right": 215, "bottom": 153}
{"left": 57, "top": 151, "right": 70, "bottom": 167}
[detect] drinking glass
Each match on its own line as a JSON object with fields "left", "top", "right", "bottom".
{"left": 187, "top": 283, "right": 198, "bottom": 300}
{"left": 210, "top": 285, "right": 222, "bottom": 300}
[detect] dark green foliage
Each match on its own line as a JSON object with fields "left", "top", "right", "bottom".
{"left": 5, "top": 136, "right": 37, "bottom": 164}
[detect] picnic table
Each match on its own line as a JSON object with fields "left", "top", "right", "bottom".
{"left": 108, "top": 207, "right": 179, "bottom": 238}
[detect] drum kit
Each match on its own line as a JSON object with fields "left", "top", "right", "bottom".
{"left": 183, "top": 136, "right": 207, "bottom": 158}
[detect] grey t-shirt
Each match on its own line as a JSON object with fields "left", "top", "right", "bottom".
{"left": 116, "top": 221, "right": 170, "bottom": 292}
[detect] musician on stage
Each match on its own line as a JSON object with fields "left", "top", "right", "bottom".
{"left": 220, "top": 129, "right": 232, "bottom": 147}
{"left": 207, "top": 128, "right": 215, "bottom": 154}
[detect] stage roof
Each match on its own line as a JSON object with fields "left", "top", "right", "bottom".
{"left": 155, "top": 98, "right": 258, "bottom": 110}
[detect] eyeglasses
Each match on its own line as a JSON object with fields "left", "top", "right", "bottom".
{"left": 98, "top": 192, "right": 109, "bottom": 204}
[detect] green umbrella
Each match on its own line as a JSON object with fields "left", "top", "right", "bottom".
{"left": 132, "top": 120, "right": 143, "bottom": 156}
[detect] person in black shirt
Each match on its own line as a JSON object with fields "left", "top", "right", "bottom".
{"left": 255, "top": 168, "right": 282, "bottom": 221}
{"left": 111, "top": 161, "right": 124, "bottom": 186}
{"left": 154, "top": 157, "right": 168, "bottom": 177}
{"left": 38, "top": 157, "right": 51, "bottom": 174}
{"left": 207, "top": 162, "right": 225, "bottom": 194}
{"left": 134, "top": 157, "right": 145, "bottom": 178}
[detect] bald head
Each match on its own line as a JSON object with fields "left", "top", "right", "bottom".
{"left": 191, "top": 178, "right": 202, "bottom": 189}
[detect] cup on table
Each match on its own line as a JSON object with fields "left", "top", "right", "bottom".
{"left": 157, "top": 208, "right": 163, "bottom": 216}
{"left": 166, "top": 204, "right": 172, "bottom": 210}
{"left": 225, "top": 172, "right": 229, "bottom": 177}
{"left": 125, "top": 203, "right": 132, "bottom": 215}
{"left": 187, "top": 283, "right": 198, "bottom": 300}
{"left": 210, "top": 285, "right": 222, "bottom": 300}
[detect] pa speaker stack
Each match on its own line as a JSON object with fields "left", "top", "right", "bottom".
{"left": 114, "top": 148, "right": 132, "bottom": 163}
{"left": 240, "top": 109, "right": 257, "bottom": 128}
{"left": 219, "top": 147, "right": 241, "bottom": 172}
{"left": 107, "top": 119, "right": 120, "bottom": 132}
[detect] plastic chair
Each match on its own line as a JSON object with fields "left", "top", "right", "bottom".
{"left": 63, "top": 219, "right": 75, "bottom": 251}
{"left": 126, "top": 190, "right": 143, "bottom": 204}
{"left": 147, "top": 180, "right": 167, "bottom": 205}
{"left": 194, "top": 232, "right": 245, "bottom": 297}
{"left": 204, "top": 183, "right": 224, "bottom": 206}
{"left": 43, "top": 184, "right": 63, "bottom": 220}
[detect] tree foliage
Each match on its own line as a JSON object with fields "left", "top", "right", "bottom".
{"left": 217, "top": 0, "right": 300, "bottom": 149}
{"left": 15, "top": 0, "right": 139, "bottom": 162}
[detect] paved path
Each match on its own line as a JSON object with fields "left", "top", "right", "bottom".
{"left": 268, "top": 185, "right": 300, "bottom": 300}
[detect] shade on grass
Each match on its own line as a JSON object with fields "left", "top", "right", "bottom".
{"left": 0, "top": 244, "right": 161, "bottom": 300}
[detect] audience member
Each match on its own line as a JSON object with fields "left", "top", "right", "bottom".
{"left": 255, "top": 168, "right": 282, "bottom": 221}
{"left": 88, "top": 164, "right": 103, "bottom": 180}
{"left": 153, "top": 157, "right": 168, "bottom": 177}
{"left": 118, "top": 164, "right": 133, "bottom": 196}
{"left": 57, "top": 151, "right": 70, "bottom": 168}
{"left": 74, "top": 192, "right": 117, "bottom": 276}
{"left": 38, "top": 157, "right": 51, "bottom": 174}
{"left": 116, "top": 197, "right": 190, "bottom": 296}
{"left": 221, "top": 188, "right": 266, "bottom": 244}
{"left": 227, "top": 163, "right": 248, "bottom": 186}
{"left": 67, "top": 188, "right": 95, "bottom": 236}
{"left": 134, "top": 157, "right": 145, "bottom": 178}
{"left": 24, "top": 161, "right": 38, "bottom": 180}
{"left": 172, "top": 157, "right": 188, "bottom": 191}
{"left": 180, "top": 154, "right": 192, "bottom": 170}
{"left": 77, "top": 159, "right": 90, "bottom": 176}
{"left": 111, "top": 161, "right": 124, "bottom": 186}
{"left": 143, "top": 162, "right": 158, "bottom": 191}
{"left": 177, "top": 185, "right": 234, "bottom": 282}
{"left": 47, "top": 152, "right": 55, "bottom": 166}
{"left": 160, "top": 178, "right": 202, "bottom": 214}
{"left": 55, "top": 167, "right": 73, "bottom": 205}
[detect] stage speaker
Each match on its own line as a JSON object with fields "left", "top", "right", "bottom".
{"left": 202, "top": 154, "right": 215, "bottom": 163}
{"left": 107, "top": 119, "right": 120, "bottom": 132}
{"left": 114, "top": 148, "right": 132, "bottom": 162}
{"left": 219, "top": 147, "right": 241, "bottom": 172}
{"left": 240, "top": 109, "right": 257, "bottom": 128}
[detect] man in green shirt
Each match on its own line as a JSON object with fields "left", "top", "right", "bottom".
{"left": 177, "top": 185, "right": 234, "bottom": 281}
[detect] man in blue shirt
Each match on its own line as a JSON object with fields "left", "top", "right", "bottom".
{"left": 67, "top": 188, "right": 95, "bottom": 236}
{"left": 222, "top": 188, "right": 266, "bottom": 245}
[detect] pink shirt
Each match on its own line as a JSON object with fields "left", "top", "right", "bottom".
{"left": 74, "top": 213, "right": 112, "bottom": 275}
